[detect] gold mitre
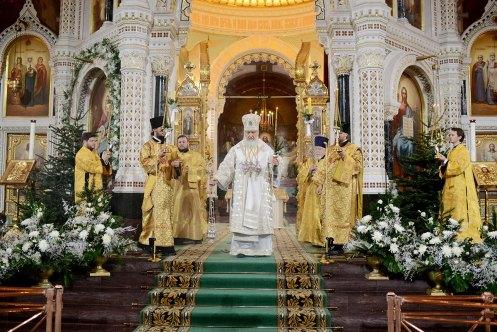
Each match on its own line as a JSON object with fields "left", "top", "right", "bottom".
{"left": 242, "top": 113, "right": 261, "bottom": 131}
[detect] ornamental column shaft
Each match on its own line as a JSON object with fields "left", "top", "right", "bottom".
{"left": 53, "top": 0, "right": 78, "bottom": 126}
{"left": 438, "top": 0, "right": 463, "bottom": 128}
{"left": 351, "top": 0, "right": 390, "bottom": 193}
{"left": 114, "top": 0, "right": 151, "bottom": 192}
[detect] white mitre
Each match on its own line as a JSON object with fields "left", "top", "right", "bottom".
{"left": 242, "top": 113, "right": 260, "bottom": 131}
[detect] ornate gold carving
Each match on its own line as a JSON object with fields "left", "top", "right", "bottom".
{"left": 201, "top": 0, "right": 312, "bottom": 7}
{"left": 473, "top": 163, "right": 497, "bottom": 188}
{"left": 333, "top": 55, "right": 353, "bottom": 75}
{"left": 151, "top": 56, "right": 173, "bottom": 76}
{"left": 1, "top": 160, "right": 35, "bottom": 185}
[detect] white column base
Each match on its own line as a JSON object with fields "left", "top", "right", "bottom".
{"left": 363, "top": 168, "right": 389, "bottom": 194}
{"left": 114, "top": 167, "right": 146, "bottom": 193}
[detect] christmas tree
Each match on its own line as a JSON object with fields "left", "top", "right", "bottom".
{"left": 393, "top": 132, "right": 444, "bottom": 233}
{"left": 22, "top": 112, "right": 85, "bottom": 225}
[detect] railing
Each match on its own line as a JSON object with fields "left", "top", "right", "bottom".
{"left": 0, "top": 285, "right": 63, "bottom": 332}
{"left": 387, "top": 292, "right": 496, "bottom": 332}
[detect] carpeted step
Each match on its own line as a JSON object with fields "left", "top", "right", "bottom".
{"left": 149, "top": 287, "right": 328, "bottom": 307}
{"left": 137, "top": 227, "right": 333, "bottom": 331}
{"left": 156, "top": 272, "right": 324, "bottom": 289}
{"left": 140, "top": 305, "right": 331, "bottom": 328}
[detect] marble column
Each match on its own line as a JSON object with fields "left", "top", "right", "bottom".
{"left": 351, "top": 0, "right": 390, "bottom": 193}
{"left": 113, "top": 0, "right": 151, "bottom": 194}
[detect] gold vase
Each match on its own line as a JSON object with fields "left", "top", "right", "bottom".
{"left": 365, "top": 256, "right": 389, "bottom": 280}
{"left": 427, "top": 270, "right": 447, "bottom": 296}
{"left": 36, "top": 268, "right": 54, "bottom": 288}
{"left": 89, "top": 256, "right": 111, "bottom": 277}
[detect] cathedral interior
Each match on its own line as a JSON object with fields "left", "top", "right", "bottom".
{"left": 0, "top": 0, "right": 497, "bottom": 331}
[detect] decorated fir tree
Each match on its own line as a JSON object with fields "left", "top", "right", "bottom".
{"left": 22, "top": 117, "right": 85, "bottom": 225}
{"left": 393, "top": 133, "right": 444, "bottom": 233}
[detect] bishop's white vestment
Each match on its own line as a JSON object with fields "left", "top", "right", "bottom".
{"left": 216, "top": 139, "right": 276, "bottom": 256}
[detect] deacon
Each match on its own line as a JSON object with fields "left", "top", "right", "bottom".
{"left": 297, "top": 136, "right": 328, "bottom": 247}
{"left": 138, "top": 116, "right": 178, "bottom": 255}
{"left": 74, "top": 132, "right": 112, "bottom": 203}
{"left": 316, "top": 131, "right": 363, "bottom": 249}
{"left": 436, "top": 127, "right": 482, "bottom": 242}
{"left": 171, "top": 135, "right": 207, "bottom": 242}
{"left": 215, "top": 113, "right": 279, "bottom": 256}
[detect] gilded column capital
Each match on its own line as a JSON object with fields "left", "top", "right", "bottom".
{"left": 333, "top": 55, "right": 353, "bottom": 75}
{"left": 151, "top": 56, "right": 173, "bottom": 76}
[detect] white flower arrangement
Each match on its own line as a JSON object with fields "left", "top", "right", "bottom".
{"left": 346, "top": 193, "right": 488, "bottom": 290}
{"left": 470, "top": 223, "right": 497, "bottom": 291}
{"left": 0, "top": 210, "right": 67, "bottom": 278}
{"left": 346, "top": 201, "right": 415, "bottom": 274}
{"left": 0, "top": 190, "right": 134, "bottom": 284}
{"left": 64, "top": 209, "right": 133, "bottom": 258}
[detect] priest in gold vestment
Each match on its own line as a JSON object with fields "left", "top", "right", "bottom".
{"left": 436, "top": 127, "right": 482, "bottom": 242}
{"left": 171, "top": 135, "right": 207, "bottom": 242}
{"left": 74, "top": 132, "right": 112, "bottom": 203}
{"left": 138, "top": 116, "right": 178, "bottom": 254}
{"left": 297, "top": 136, "right": 328, "bottom": 247}
{"left": 316, "top": 131, "right": 363, "bottom": 246}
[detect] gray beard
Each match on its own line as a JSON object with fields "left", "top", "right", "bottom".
{"left": 244, "top": 139, "right": 258, "bottom": 149}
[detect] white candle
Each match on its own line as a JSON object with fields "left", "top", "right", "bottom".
{"left": 28, "top": 120, "right": 36, "bottom": 159}
{"left": 469, "top": 119, "right": 476, "bottom": 161}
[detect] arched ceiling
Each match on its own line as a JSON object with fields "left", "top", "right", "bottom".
{"left": 220, "top": 62, "right": 297, "bottom": 129}
{"left": 199, "top": 0, "right": 311, "bottom": 7}
{"left": 224, "top": 62, "right": 295, "bottom": 97}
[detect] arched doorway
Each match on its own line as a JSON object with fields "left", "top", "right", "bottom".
{"left": 217, "top": 61, "right": 299, "bottom": 195}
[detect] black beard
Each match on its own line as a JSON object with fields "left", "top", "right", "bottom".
{"left": 339, "top": 140, "right": 348, "bottom": 147}
{"left": 153, "top": 136, "right": 165, "bottom": 144}
{"left": 179, "top": 148, "right": 189, "bottom": 153}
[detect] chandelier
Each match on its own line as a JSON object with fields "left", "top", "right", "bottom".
{"left": 253, "top": 69, "right": 278, "bottom": 134}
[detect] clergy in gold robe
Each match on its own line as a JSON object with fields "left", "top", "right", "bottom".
{"left": 296, "top": 159, "right": 312, "bottom": 236}
{"left": 437, "top": 127, "right": 482, "bottom": 242}
{"left": 297, "top": 136, "right": 328, "bottom": 247}
{"left": 74, "top": 132, "right": 112, "bottom": 203}
{"left": 139, "top": 116, "right": 178, "bottom": 254}
{"left": 316, "top": 131, "right": 363, "bottom": 245}
{"left": 171, "top": 135, "right": 207, "bottom": 241}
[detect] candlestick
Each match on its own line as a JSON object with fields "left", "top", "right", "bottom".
{"left": 469, "top": 120, "right": 476, "bottom": 161}
{"left": 28, "top": 120, "right": 36, "bottom": 159}
{"left": 275, "top": 107, "right": 278, "bottom": 135}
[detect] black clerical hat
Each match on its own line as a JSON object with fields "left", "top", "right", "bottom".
{"left": 314, "top": 135, "right": 328, "bottom": 148}
{"left": 150, "top": 116, "right": 164, "bottom": 129}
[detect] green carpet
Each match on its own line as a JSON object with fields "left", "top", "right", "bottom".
{"left": 135, "top": 226, "right": 332, "bottom": 331}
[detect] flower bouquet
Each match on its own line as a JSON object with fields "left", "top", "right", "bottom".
{"left": 66, "top": 189, "right": 134, "bottom": 273}
{"left": 471, "top": 214, "right": 497, "bottom": 293}
{"left": 346, "top": 195, "right": 414, "bottom": 275}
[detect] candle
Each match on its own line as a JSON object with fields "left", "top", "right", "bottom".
{"left": 28, "top": 120, "right": 36, "bottom": 159}
{"left": 275, "top": 107, "right": 278, "bottom": 133}
{"left": 469, "top": 120, "right": 476, "bottom": 161}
